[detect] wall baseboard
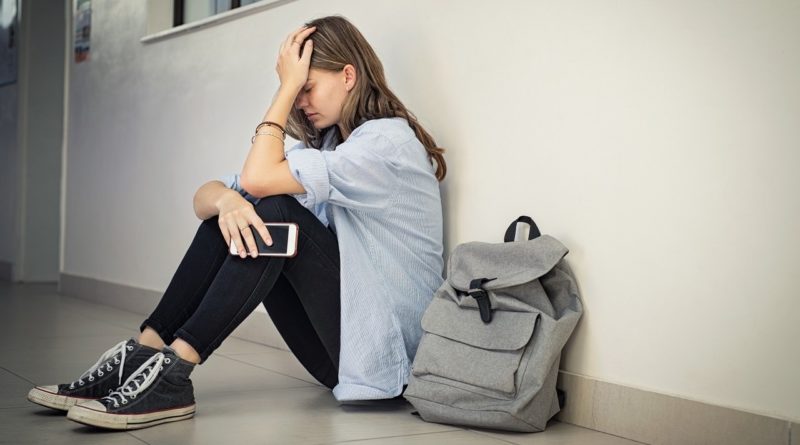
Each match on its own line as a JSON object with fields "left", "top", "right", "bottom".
{"left": 58, "top": 273, "right": 289, "bottom": 351}
{"left": 556, "top": 371, "right": 795, "bottom": 445}
{"left": 58, "top": 272, "right": 796, "bottom": 445}
{"left": 0, "top": 261, "right": 12, "bottom": 281}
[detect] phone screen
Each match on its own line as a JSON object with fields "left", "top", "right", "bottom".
{"left": 250, "top": 224, "right": 290, "bottom": 255}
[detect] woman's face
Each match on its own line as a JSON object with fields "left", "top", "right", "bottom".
{"left": 294, "top": 67, "right": 353, "bottom": 130}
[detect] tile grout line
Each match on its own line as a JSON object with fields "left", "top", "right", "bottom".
{"left": 58, "top": 299, "right": 147, "bottom": 332}
{"left": 326, "top": 428, "right": 465, "bottom": 444}
{"left": 215, "top": 342, "right": 290, "bottom": 356}
{"left": 556, "top": 421, "right": 650, "bottom": 445}
{"left": 0, "top": 365, "right": 36, "bottom": 385}
{"left": 465, "top": 429, "right": 525, "bottom": 445}
{"left": 218, "top": 353, "right": 324, "bottom": 388}
{"left": 196, "top": 384, "right": 329, "bottom": 398}
{"left": 469, "top": 423, "right": 650, "bottom": 445}
{"left": 125, "top": 431, "right": 153, "bottom": 445}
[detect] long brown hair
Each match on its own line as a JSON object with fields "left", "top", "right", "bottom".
{"left": 286, "top": 15, "right": 447, "bottom": 181}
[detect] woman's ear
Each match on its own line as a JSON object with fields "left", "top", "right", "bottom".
{"left": 343, "top": 64, "right": 356, "bottom": 92}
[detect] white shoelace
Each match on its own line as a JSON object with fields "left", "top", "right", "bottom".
{"left": 69, "top": 340, "right": 133, "bottom": 390}
{"left": 103, "top": 352, "right": 171, "bottom": 408}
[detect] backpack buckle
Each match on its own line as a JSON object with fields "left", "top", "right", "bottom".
{"left": 468, "top": 278, "right": 497, "bottom": 324}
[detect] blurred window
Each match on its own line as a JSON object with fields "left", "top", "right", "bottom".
{"left": 173, "top": 0, "right": 264, "bottom": 26}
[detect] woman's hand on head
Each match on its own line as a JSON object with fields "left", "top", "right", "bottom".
{"left": 216, "top": 191, "right": 272, "bottom": 259}
{"left": 276, "top": 25, "right": 316, "bottom": 92}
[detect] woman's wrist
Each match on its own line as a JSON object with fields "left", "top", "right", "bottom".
{"left": 258, "top": 85, "right": 300, "bottom": 134}
{"left": 193, "top": 181, "right": 236, "bottom": 220}
{"left": 214, "top": 188, "right": 241, "bottom": 211}
{"left": 271, "top": 84, "right": 300, "bottom": 113}
{"left": 278, "top": 82, "right": 302, "bottom": 97}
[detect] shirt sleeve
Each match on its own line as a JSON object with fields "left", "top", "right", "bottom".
{"left": 218, "top": 172, "right": 261, "bottom": 205}
{"left": 219, "top": 172, "right": 244, "bottom": 194}
{"left": 219, "top": 141, "right": 306, "bottom": 205}
{"left": 285, "top": 130, "right": 398, "bottom": 212}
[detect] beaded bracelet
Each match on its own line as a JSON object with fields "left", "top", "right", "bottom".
{"left": 251, "top": 131, "right": 285, "bottom": 144}
{"left": 255, "top": 121, "right": 286, "bottom": 137}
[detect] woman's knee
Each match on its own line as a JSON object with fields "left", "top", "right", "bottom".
{"left": 253, "top": 194, "right": 297, "bottom": 221}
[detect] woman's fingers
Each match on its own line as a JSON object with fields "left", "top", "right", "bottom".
{"left": 238, "top": 210, "right": 268, "bottom": 258}
{"left": 293, "top": 27, "right": 316, "bottom": 56}
{"left": 226, "top": 214, "right": 271, "bottom": 259}
{"left": 225, "top": 217, "right": 248, "bottom": 258}
{"left": 239, "top": 209, "right": 265, "bottom": 258}
{"left": 277, "top": 25, "right": 315, "bottom": 88}
{"left": 300, "top": 40, "right": 313, "bottom": 64}
{"left": 281, "top": 25, "right": 302, "bottom": 50}
{"left": 281, "top": 25, "right": 316, "bottom": 56}
{"left": 216, "top": 192, "right": 274, "bottom": 259}
{"left": 280, "top": 25, "right": 304, "bottom": 53}
{"left": 295, "top": 26, "right": 316, "bottom": 43}
{"left": 239, "top": 225, "right": 259, "bottom": 258}
{"left": 218, "top": 218, "right": 231, "bottom": 248}
{"left": 243, "top": 209, "right": 271, "bottom": 257}
{"left": 248, "top": 217, "right": 273, "bottom": 250}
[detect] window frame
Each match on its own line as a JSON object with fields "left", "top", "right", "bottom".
{"left": 173, "top": 0, "right": 247, "bottom": 27}
{"left": 143, "top": 0, "right": 285, "bottom": 44}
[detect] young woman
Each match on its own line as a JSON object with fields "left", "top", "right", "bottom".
{"left": 26, "top": 15, "right": 446, "bottom": 430}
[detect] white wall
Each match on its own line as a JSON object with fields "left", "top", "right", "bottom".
{"left": 62, "top": 0, "right": 800, "bottom": 421}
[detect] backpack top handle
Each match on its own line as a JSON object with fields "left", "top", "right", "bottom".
{"left": 504, "top": 215, "right": 541, "bottom": 243}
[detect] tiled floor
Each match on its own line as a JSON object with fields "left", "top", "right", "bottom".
{"left": 0, "top": 282, "right": 642, "bottom": 445}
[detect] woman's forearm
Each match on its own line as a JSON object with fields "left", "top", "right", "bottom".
{"left": 240, "top": 85, "right": 301, "bottom": 193}
{"left": 193, "top": 180, "right": 239, "bottom": 220}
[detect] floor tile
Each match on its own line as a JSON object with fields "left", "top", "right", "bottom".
{"left": 128, "top": 386, "right": 457, "bottom": 445}
{"left": 469, "top": 420, "right": 644, "bottom": 444}
{"left": 219, "top": 348, "right": 321, "bottom": 386}
{"left": 213, "top": 336, "right": 283, "bottom": 356}
{"left": 57, "top": 295, "right": 148, "bottom": 331}
{"left": 0, "top": 405, "right": 147, "bottom": 445}
{"left": 0, "top": 367, "right": 35, "bottom": 409}
{"left": 0, "top": 289, "right": 138, "bottom": 340}
{"left": 331, "top": 429, "right": 513, "bottom": 444}
{"left": 190, "top": 354, "right": 316, "bottom": 396}
{"left": 1, "top": 282, "right": 649, "bottom": 445}
{"left": 0, "top": 327, "right": 139, "bottom": 354}
{"left": 1, "top": 334, "right": 147, "bottom": 385}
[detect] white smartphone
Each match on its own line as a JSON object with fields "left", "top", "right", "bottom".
{"left": 229, "top": 222, "right": 299, "bottom": 257}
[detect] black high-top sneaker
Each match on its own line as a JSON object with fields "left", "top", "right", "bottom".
{"left": 27, "top": 338, "right": 160, "bottom": 411}
{"left": 66, "top": 345, "right": 196, "bottom": 430}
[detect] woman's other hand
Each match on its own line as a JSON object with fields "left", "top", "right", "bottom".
{"left": 216, "top": 191, "right": 272, "bottom": 259}
{"left": 276, "top": 25, "right": 316, "bottom": 92}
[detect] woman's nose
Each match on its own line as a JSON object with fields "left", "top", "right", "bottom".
{"left": 295, "top": 92, "right": 307, "bottom": 108}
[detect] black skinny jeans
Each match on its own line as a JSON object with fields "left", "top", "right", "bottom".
{"left": 139, "top": 194, "right": 341, "bottom": 389}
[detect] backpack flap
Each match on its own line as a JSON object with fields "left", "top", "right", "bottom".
{"left": 447, "top": 235, "right": 568, "bottom": 292}
{"left": 421, "top": 297, "right": 538, "bottom": 350}
{"left": 416, "top": 297, "right": 540, "bottom": 395}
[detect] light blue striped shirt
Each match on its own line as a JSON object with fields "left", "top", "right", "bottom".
{"left": 221, "top": 117, "right": 444, "bottom": 401}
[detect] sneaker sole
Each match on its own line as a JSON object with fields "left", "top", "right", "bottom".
{"left": 66, "top": 403, "right": 196, "bottom": 430}
{"left": 27, "top": 386, "right": 94, "bottom": 411}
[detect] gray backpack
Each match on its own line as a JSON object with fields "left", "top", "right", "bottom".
{"left": 404, "top": 216, "right": 583, "bottom": 432}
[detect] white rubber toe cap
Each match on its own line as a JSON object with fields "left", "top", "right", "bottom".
{"left": 36, "top": 384, "right": 58, "bottom": 393}
{"left": 28, "top": 385, "right": 72, "bottom": 410}
{"left": 75, "top": 400, "right": 108, "bottom": 412}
